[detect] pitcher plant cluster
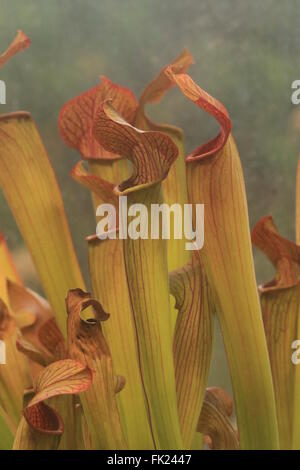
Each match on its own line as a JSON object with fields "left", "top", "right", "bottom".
{"left": 0, "top": 30, "right": 298, "bottom": 451}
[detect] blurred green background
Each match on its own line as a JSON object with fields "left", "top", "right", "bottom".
{"left": 0, "top": 0, "right": 300, "bottom": 393}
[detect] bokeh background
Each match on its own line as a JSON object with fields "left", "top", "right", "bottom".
{"left": 0, "top": 0, "right": 300, "bottom": 393}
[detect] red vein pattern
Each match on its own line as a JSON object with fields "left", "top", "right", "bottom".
{"left": 29, "top": 359, "right": 92, "bottom": 407}
{"left": 170, "top": 252, "right": 214, "bottom": 447}
{"left": 93, "top": 100, "right": 183, "bottom": 448}
{"left": 58, "top": 76, "right": 137, "bottom": 160}
{"left": 165, "top": 67, "right": 231, "bottom": 160}
{"left": 136, "top": 49, "right": 194, "bottom": 134}
{"left": 38, "top": 318, "right": 66, "bottom": 360}
{"left": 198, "top": 388, "right": 239, "bottom": 450}
{"left": 87, "top": 234, "right": 156, "bottom": 449}
{"left": 252, "top": 216, "right": 300, "bottom": 448}
{"left": 252, "top": 215, "right": 300, "bottom": 291}
{"left": 94, "top": 102, "right": 178, "bottom": 192}
{"left": 24, "top": 402, "right": 63, "bottom": 435}
{"left": 0, "top": 112, "right": 86, "bottom": 337}
{"left": 66, "top": 288, "right": 126, "bottom": 450}
{"left": 71, "top": 160, "right": 118, "bottom": 207}
{"left": 167, "top": 69, "right": 279, "bottom": 449}
{"left": 136, "top": 51, "right": 194, "bottom": 273}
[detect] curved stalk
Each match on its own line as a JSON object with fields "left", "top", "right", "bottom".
{"left": 93, "top": 102, "right": 183, "bottom": 449}
{"left": 167, "top": 68, "right": 279, "bottom": 449}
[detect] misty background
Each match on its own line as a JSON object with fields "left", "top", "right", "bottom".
{"left": 0, "top": 0, "right": 300, "bottom": 393}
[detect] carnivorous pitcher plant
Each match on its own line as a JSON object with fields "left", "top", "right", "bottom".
{"left": 2, "top": 29, "right": 299, "bottom": 451}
